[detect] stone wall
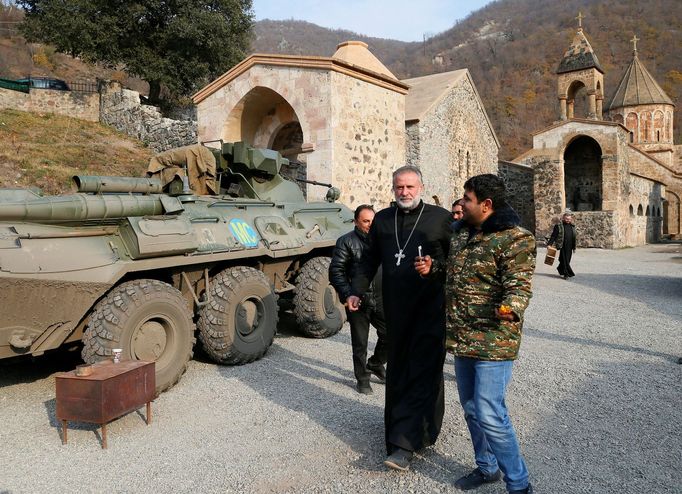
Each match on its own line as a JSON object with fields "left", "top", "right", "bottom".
{"left": 624, "top": 174, "right": 664, "bottom": 245}
{"left": 572, "top": 211, "right": 615, "bottom": 249}
{"left": 405, "top": 122, "right": 419, "bottom": 168}
{"left": 331, "top": 71, "right": 405, "bottom": 208}
{"left": 527, "top": 155, "right": 564, "bottom": 240}
{"left": 0, "top": 86, "right": 99, "bottom": 121}
{"left": 100, "top": 82, "right": 197, "bottom": 153}
{"left": 410, "top": 76, "right": 498, "bottom": 208}
{"left": 498, "top": 160, "right": 535, "bottom": 231}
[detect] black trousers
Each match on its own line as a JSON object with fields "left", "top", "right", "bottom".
{"left": 346, "top": 307, "right": 388, "bottom": 384}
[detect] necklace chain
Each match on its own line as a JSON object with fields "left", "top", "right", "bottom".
{"left": 394, "top": 203, "right": 425, "bottom": 265}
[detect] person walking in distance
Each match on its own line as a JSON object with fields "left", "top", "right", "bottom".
{"left": 329, "top": 205, "right": 387, "bottom": 394}
{"left": 548, "top": 210, "right": 577, "bottom": 279}
{"left": 416, "top": 174, "right": 536, "bottom": 493}
{"left": 348, "top": 165, "right": 453, "bottom": 471}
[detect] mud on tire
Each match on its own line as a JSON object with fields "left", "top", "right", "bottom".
{"left": 293, "top": 256, "right": 346, "bottom": 338}
{"left": 198, "top": 266, "right": 278, "bottom": 365}
{"left": 81, "top": 279, "right": 196, "bottom": 394}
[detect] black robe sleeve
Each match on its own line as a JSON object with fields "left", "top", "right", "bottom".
{"left": 548, "top": 224, "right": 559, "bottom": 246}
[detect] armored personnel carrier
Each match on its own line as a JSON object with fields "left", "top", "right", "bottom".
{"left": 0, "top": 141, "right": 353, "bottom": 393}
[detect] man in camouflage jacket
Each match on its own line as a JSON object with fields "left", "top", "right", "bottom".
{"left": 445, "top": 174, "right": 535, "bottom": 494}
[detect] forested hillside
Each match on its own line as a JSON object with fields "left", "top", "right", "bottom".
{"left": 255, "top": 0, "right": 682, "bottom": 159}
{"left": 3, "top": 0, "right": 681, "bottom": 160}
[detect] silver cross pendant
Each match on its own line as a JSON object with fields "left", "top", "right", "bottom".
{"left": 395, "top": 249, "right": 405, "bottom": 266}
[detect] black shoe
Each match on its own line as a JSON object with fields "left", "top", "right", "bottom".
{"left": 384, "top": 447, "right": 413, "bottom": 471}
{"left": 367, "top": 362, "right": 386, "bottom": 383}
{"left": 356, "top": 382, "right": 373, "bottom": 394}
{"left": 562, "top": 274, "right": 568, "bottom": 280}
{"left": 509, "top": 484, "right": 533, "bottom": 494}
{"left": 454, "top": 468, "right": 502, "bottom": 490}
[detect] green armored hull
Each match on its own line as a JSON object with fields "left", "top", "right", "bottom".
{"left": 0, "top": 142, "right": 353, "bottom": 393}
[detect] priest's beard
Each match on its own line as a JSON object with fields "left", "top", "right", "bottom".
{"left": 396, "top": 193, "right": 422, "bottom": 211}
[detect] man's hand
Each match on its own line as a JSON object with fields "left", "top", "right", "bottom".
{"left": 346, "top": 295, "right": 361, "bottom": 312}
{"left": 495, "top": 307, "right": 516, "bottom": 321}
{"left": 414, "top": 255, "right": 432, "bottom": 276}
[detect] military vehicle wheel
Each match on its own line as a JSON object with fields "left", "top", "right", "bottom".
{"left": 81, "top": 279, "right": 196, "bottom": 394}
{"left": 198, "top": 266, "right": 278, "bottom": 365}
{"left": 293, "top": 256, "right": 346, "bottom": 338}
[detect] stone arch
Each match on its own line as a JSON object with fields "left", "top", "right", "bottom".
{"left": 626, "top": 112, "right": 639, "bottom": 143}
{"left": 646, "top": 205, "right": 650, "bottom": 216}
{"left": 637, "top": 204, "right": 643, "bottom": 216}
{"left": 612, "top": 113, "right": 624, "bottom": 126}
{"left": 567, "top": 80, "right": 588, "bottom": 119}
{"left": 653, "top": 110, "right": 664, "bottom": 142}
{"left": 656, "top": 206, "right": 661, "bottom": 217}
{"left": 563, "top": 135, "right": 602, "bottom": 211}
{"left": 629, "top": 204, "right": 634, "bottom": 216}
{"left": 222, "top": 86, "right": 303, "bottom": 148}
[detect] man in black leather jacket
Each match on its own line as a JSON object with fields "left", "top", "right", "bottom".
{"left": 329, "top": 204, "right": 387, "bottom": 394}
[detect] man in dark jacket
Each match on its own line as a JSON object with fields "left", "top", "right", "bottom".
{"left": 329, "top": 205, "right": 387, "bottom": 394}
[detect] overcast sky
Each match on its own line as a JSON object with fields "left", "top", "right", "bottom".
{"left": 253, "top": 0, "right": 493, "bottom": 42}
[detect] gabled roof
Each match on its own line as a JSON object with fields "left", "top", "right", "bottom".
{"left": 402, "top": 69, "right": 499, "bottom": 148}
{"left": 606, "top": 53, "right": 674, "bottom": 110}
{"left": 556, "top": 30, "right": 604, "bottom": 74}
{"left": 403, "top": 69, "right": 467, "bottom": 121}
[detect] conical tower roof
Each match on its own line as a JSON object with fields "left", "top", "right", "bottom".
{"left": 556, "top": 29, "right": 604, "bottom": 74}
{"left": 606, "top": 51, "right": 674, "bottom": 110}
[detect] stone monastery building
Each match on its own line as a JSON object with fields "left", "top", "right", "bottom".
{"left": 192, "top": 41, "right": 498, "bottom": 209}
{"left": 514, "top": 22, "right": 682, "bottom": 248}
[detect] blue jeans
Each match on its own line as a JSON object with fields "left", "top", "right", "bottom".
{"left": 454, "top": 357, "right": 529, "bottom": 492}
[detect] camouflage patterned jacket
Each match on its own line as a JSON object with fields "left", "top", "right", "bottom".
{"left": 446, "top": 206, "right": 536, "bottom": 360}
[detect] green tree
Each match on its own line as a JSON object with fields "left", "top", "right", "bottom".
{"left": 18, "top": 0, "right": 253, "bottom": 104}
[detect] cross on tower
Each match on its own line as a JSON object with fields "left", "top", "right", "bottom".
{"left": 576, "top": 11, "right": 584, "bottom": 30}
{"left": 631, "top": 34, "right": 639, "bottom": 54}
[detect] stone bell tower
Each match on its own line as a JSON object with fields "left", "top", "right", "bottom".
{"left": 556, "top": 12, "right": 604, "bottom": 120}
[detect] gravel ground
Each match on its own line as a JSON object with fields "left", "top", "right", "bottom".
{"left": 1, "top": 244, "right": 680, "bottom": 494}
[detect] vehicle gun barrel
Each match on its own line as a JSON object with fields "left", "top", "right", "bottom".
{"left": 294, "top": 178, "right": 333, "bottom": 188}
{"left": 74, "top": 176, "right": 163, "bottom": 194}
{"left": 0, "top": 194, "right": 164, "bottom": 222}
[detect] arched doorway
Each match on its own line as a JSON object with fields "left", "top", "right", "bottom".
{"left": 270, "top": 121, "right": 307, "bottom": 197}
{"left": 223, "top": 86, "right": 308, "bottom": 196}
{"left": 564, "top": 136, "right": 602, "bottom": 211}
{"left": 223, "top": 86, "right": 302, "bottom": 149}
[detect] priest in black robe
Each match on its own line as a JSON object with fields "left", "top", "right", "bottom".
{"left": 348, "top": 165, "right": 453, "bottom": 471}
{"left": 548, "top": 211, "right": 577, "bottom": 279}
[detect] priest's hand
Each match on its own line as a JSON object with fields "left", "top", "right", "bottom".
{"left": 346, "top": 295, "right": 361, "bottom": 312}
{"left": 414, "top": 255, "right": 432, "bottom": 276}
